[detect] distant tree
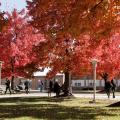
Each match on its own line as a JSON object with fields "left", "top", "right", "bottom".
{"left": 0, "top": 9, "right": 44, "bottom": 89}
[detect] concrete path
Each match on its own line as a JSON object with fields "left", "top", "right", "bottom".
{"left": 0, "top": 92, "right": 120, "bottom": 100}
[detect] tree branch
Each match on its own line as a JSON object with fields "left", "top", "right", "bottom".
{"left": 90, "top": 0, "right": 104, "bottom": 12}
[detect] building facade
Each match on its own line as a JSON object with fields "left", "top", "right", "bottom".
{"left": 2, "top": 67, "right": 120, "bottom": 91}
{"left": 72, "top": 79, "right": 120, "bottom": 90}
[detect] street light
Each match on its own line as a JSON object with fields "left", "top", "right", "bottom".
{"left": 0, "top": 61, "right": 3, "bottom": 86}
{"left": 91, "top": 59, "right": 98, "bottom": 103}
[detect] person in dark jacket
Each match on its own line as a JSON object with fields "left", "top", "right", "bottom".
{"left": 4, "top": 78, "right": 11, "bottom": 94}
{"left": 53, "top": 80, "right": 61, "bottom": 97}
{"left": 24, "top": 80, "right": 29, "bottom": 94}
{"left": 111, "top": 79, "right": 116, "bottom": 98}
{"left": 105, "top": 78, "right": 116, "bottom": 98}
{"left": 48, "top": 80, "right": 53, "bottom": 97}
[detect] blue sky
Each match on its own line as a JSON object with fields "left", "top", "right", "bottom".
{"left": 0, "top": 0, "right": 27, "bottom": 12}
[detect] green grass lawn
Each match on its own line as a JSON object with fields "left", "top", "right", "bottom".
{"left": 0, "top": 97, "right": 120, "bottom": 120}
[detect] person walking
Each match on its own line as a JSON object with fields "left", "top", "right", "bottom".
{"left": 111, "top": 79, "right": 116, "bottom": 98}
{"left": 4, "top": 78, "right": 11, "bottom": 94}
{"left": 24, "top": 80, "right": 29, "bottom": 94}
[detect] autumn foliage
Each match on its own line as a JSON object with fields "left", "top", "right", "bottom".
{"left": 0, "top": 0, "right": 119, "bottom": 94}
{"left": 0, "top": 9, "right": 44, "bottom": 78}
{"left": 27, "top": 0, "right": 120, "bottom": 79}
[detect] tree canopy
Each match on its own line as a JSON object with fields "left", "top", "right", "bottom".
{"left": 27, "top": 0, "right": 120, "bottom": 79}
{"left": 0, "top": 9, "right": 44, "bottom": 78}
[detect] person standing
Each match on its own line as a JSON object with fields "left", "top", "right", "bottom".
{"left": 4, "top": 78, "right": 11, "bottom": 94}
{"left": 38, "top": 80, "right": 44, "bottom": 92}
{"left": 48, "top": 80, "right": 53, "bottom": 97}
{"left": 53, "top": 80, "right": 61, "bottom": 97}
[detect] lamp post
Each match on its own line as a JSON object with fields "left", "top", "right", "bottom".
{"left": 91, "top": 59, "right": 98, "bottom": 103}
{"left": 69, "top": 72, "right": 72, "bottom": 95}
{"left": 0, "top": 61, "right": 3, "bottom": 86}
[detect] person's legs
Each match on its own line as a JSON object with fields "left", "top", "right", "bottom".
{"left": 25, "top": 87, "right": 27, "bottom": 94}
{"left": 26, "top": 88, "right": 28, "bottom": 94}
{"left": 40, "top": 86, "right": 42, "bottom": 92}
{"left": 106, "top": 89, "right": 110, "bottom": 98}
{"left": 8, "top": 87, "right": 11, "bottom": 94}
{"left": 41, "top": 86, "right": 43, "bottom": 92}
{"left": 5, "top": 87, "right": 8, "bottom": 94}
{"left": 56, "top": 91, "right": 59, "bottom": 97}
{"left": 112, "top": 88, "right": 115, "bottom": 98}
{"left": 48, "top": 88, "right": 49, "bottom": 97}
{"left": 50, "top": 91, "right": 51, "bottom": 97}
{"left": 25, "top": 86, "right": 28, "bottom": 94}
{"left": 39, "top": 85, "right": 41, "bottom": 92}
{"left": 48, "top": 88, "right": 52, "bottom": 97}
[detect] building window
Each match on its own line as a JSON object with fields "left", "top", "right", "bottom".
{"left": 89, "top": 83, "right": 93, "bottom": 86}
{"left": 75, "top": 83, "right": 77, "bottom": 86}
{"left": 75, "top": 83, "right": 81, "bottom": 87}
{"left": 78, "top": 83, "right": 81, "bottom": 87}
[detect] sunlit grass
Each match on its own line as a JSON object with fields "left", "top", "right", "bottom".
{"left": 0, "top": 97, "right": 120, "bottom": 120}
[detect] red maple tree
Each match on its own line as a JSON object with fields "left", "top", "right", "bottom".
{"left": 27, "top": 0, "right": 120, "bottom": 95}
{"left": 0, "top": 9, "right": 44, "bottom": 89}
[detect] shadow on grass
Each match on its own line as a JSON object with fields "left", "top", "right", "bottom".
{"left": 108, "top": 101, "right": 120, "bottom": 107}
{"left": 0, "top": 97, "right": 72, "bottom": 103}
{"left": 0, "top": 97, "right": 117, "bottom": 120}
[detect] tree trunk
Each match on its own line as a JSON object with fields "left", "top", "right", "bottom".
{"left": 10, "top": 57, "right": 15, "bottom": 90}
{"left": 63, "top": 71, "right": 72, "bottom": 96}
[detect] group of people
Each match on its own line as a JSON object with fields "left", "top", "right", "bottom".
{"left": 38, "top": 79, "right": 61, "bottom": 97}
{"left": 4, "top": 77, "right": 117, "bottom": 98}
{"left": 4, "top": 78, "right": 62, "bottom": 96}
{"left": 48, "top": 78, "right": 117, "bottom": 98}
{"left": 4, "top": 78, "right": 30, "bottom": 94}
{"left": 48, "top": 80, "right": 61, "bottom": 97}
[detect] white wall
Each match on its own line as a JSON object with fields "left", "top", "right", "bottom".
{"left": 72, "top": 79, "right": 104, "bottom": 88}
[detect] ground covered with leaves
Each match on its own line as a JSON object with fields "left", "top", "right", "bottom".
{"left": 0, "top": 97, "right": 119, "bottom": 120}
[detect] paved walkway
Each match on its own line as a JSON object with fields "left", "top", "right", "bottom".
{"left": 0, "top": 92, "right": 120, "bottom": 100}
